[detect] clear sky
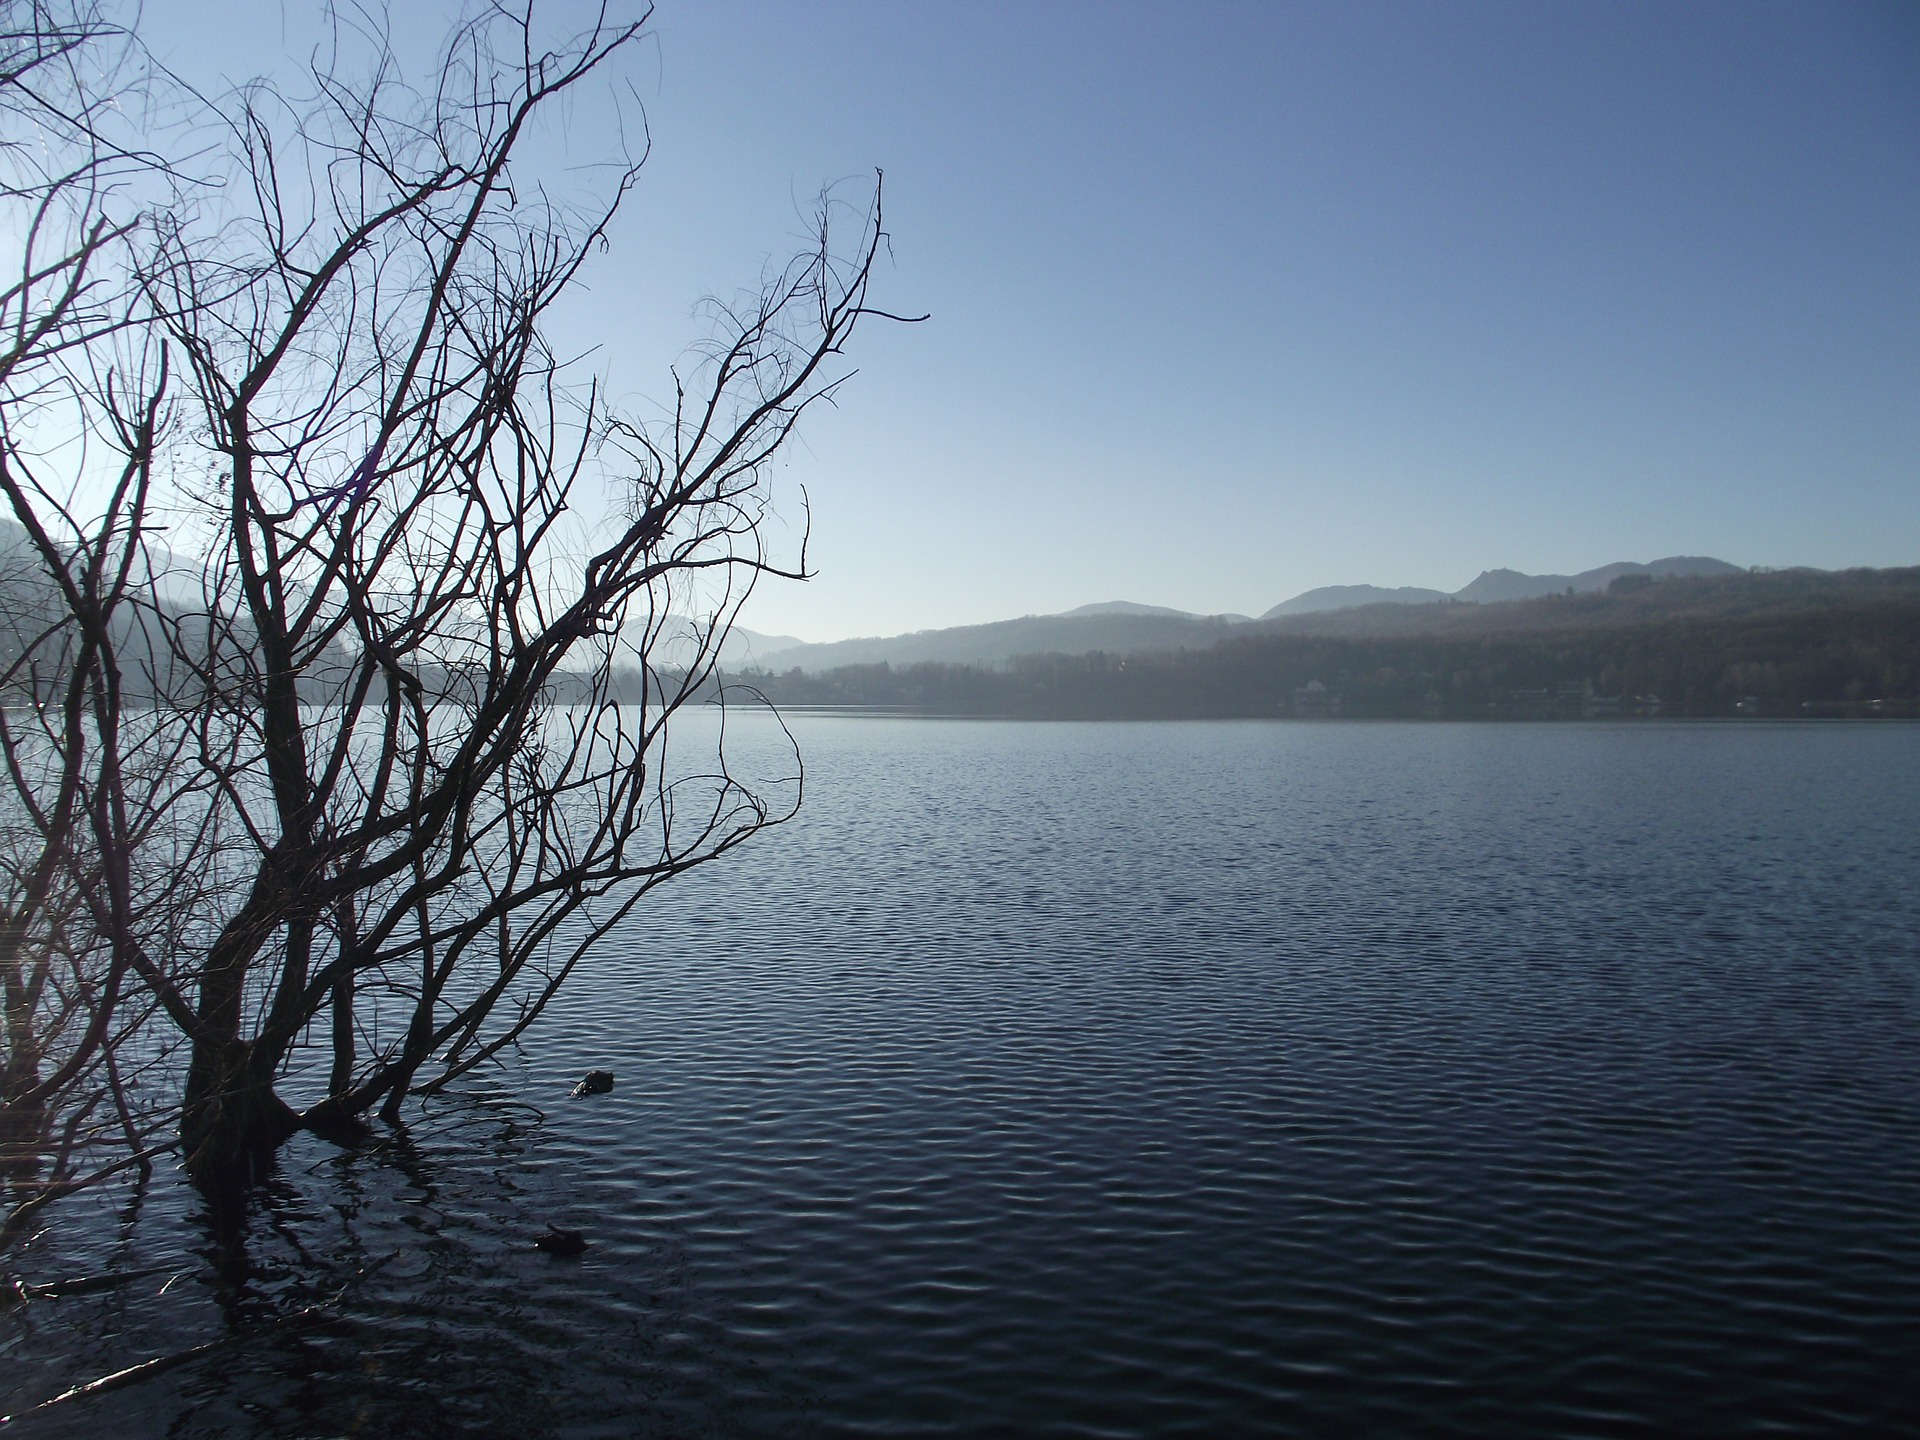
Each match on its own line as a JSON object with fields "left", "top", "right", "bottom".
{"left": 138, "top": 2, "right": 1919, "bottom": 640}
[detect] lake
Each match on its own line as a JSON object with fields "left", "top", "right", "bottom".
{"left": 6, "top": 718, "right": 1919, "bottom": 1436}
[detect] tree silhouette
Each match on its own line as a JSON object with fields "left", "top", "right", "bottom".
{"left": 0, "top": 0, "right": 913, "bottom": 1230}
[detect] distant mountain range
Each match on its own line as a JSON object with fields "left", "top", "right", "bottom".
{"left": 640, "top": 621, "right": 805, "bottom": 672}
{"left": 744, "top": 556, "right": 1753, "bottom": 672}
{"left": 1451, "top": 555, "right": 1744, "bottom": 605}
{"left": 1058, "top": 600, "right": 1254, "bottom": 623}
{"left": 1263, "top": 584, "right": 1450, "bottom": 616}
{"left": 741, "top": 564, "right": 1920, "bottom": 720}
{"left": 1265, "top": 556, "right": 1743, "bottom": 617}
{"left": 742, "top": 610, "right": 1247, "bottom": 673}
{"left": 0, "top": 525, "right": 1787, "bottom": 684}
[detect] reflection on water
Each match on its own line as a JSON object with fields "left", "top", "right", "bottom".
{"left": 6, "top": 719, "right": 1920, "bottom": 1436}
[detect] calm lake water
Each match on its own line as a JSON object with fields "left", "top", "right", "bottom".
{"left": 6, "top": 718, "right": 1920, "bottom": 1436}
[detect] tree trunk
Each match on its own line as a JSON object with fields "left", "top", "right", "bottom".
{"left": 0, "top": 1092, "right": 46, "bottom": 1185}
{"left": 180, "top": 1037, "right": 301, "bottom": 1216}
{"left": 1, "top": 921, "right": 48, "bottom": 1183}
{"left": 329, "top": 894, "right": 358, "bottom": 1098}
{"left": 1, "top": 920, "right": 42, "bottom": 1109}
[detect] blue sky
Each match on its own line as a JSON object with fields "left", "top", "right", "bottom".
{"left": 140, "top": 2, "right": 1918, "bottom": 640}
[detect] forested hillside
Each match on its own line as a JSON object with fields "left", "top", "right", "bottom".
{"left": 731, "top": 568, "right": 1920, "bottom": 719}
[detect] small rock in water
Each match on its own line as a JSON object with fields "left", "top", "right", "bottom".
{"left": 570, "top": 1069, "right": 614, "bottom": 1098}
{"left": 533, "top": 1225, "right": 588, "bottom": 1257}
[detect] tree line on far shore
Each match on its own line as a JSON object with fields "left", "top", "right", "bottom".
{"left": 711, "top": 568, "right": 1920, "bottom": 721}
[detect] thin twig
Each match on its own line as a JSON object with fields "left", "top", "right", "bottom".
{"left": 2, "top": 1261, "right": 177, "bottom": 1306}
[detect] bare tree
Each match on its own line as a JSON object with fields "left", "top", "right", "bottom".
{"left": 0, "top": 0, "right": 913, "bottom": 1228}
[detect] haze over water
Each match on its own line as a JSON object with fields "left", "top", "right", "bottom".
{"left": 11, "top": 716, "right": 1919, "bottom": 1435}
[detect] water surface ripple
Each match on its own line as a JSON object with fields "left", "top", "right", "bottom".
{"left": 6, "top": 719, "right": 1919, "bottom": 1436}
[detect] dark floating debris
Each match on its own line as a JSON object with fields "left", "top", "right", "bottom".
{"left": 570, "top": 1069, "right": 615, "bottom": 1098}
{"left": 533, "top": 1226, "right": 588, "bottom": 1258}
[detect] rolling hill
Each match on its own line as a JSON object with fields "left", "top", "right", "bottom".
{"left": 746, "top": 557, "right": 1758, "bottom": 671}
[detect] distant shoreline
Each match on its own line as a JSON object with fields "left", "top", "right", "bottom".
{"left": 739, "top": 704, "right": 1920, "bottom": 725}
